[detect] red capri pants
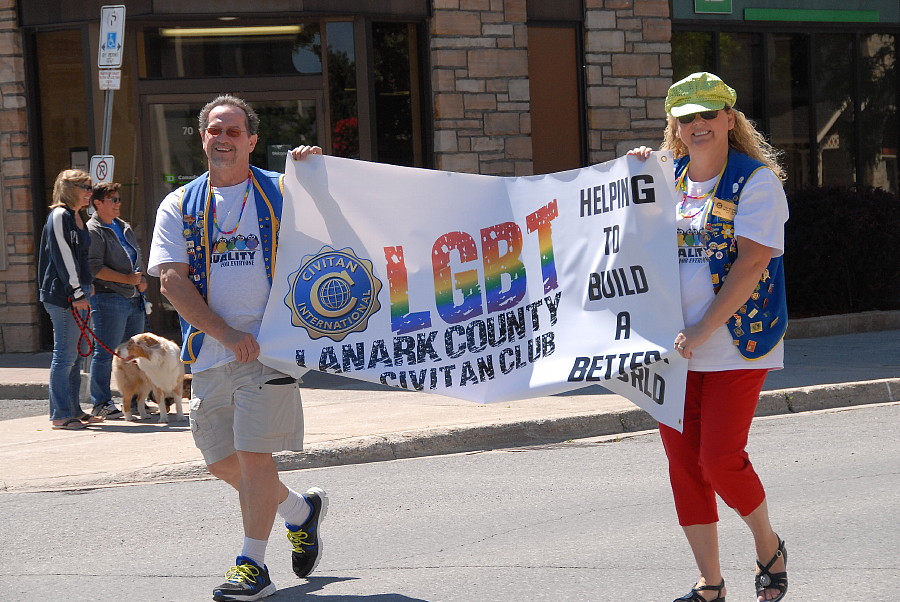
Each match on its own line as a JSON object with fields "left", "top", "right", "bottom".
{"left": 659, "top": 369, "right": 769, "bottom": 526}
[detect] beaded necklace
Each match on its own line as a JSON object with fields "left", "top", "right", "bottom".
{"left": 675, "top": 163, "right": 724, "bottom": 219}
{"left": 211, "top": 171, "right": 252, "bottom": 236}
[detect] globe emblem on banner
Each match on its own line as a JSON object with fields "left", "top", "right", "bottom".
{"left": 284, "top": 246, "right": 383, "bottom": 341}
{"left": 319, "top": 277, "right": 352, "bottom": 312}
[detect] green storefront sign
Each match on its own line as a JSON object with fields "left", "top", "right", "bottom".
{"left": 695, "top": 0, "right": 732, "bottom": 14}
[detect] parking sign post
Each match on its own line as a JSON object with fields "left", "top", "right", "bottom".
{"left": 97, "top": 5, "right": 125, "bottom": 156}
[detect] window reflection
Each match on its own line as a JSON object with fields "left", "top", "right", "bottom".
{"left": 815, "top": 34, "right": 855, "bottom": 187}
{"left": 672, "top": 29, "right": 898, "bottom": 194}
{"left": 671, "top": 31, "right": 714, "bottom": 80}
{"left": 326, "top": 21, "right": 358, "bottom": 158}
{"left": 139, "top": 19, "right": 426, "bottom": 168}
{"left": 373, "top": 22, "right": 421, "bottom": 167}
{"left": 719, "top": 33, "right": 764, "bottom": 124}
{"left": 859, "top": 34, "right": 897, "bottom": 193}
{"left": 254, "top": 101, "right": 318, "bottom": 171}
{"left": 768, "top": 33, "right": 811, "bottom": 191}
{"left": 143, "top": 24, "right": 322, "bottom": 78}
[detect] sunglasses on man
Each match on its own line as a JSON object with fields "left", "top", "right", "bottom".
{"left": 205, "top": 126, "right": 248, "bottom": 138}
{"left": 677, "top": 110, "right": 721, "bottom": 124}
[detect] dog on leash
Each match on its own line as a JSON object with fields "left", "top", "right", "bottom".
{"left": 113, "top": 333, "right": 185, "bottom": 423}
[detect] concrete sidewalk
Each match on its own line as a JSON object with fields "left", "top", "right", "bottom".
{"left": 1, "top": 315, "right": 898, "bottom": 494}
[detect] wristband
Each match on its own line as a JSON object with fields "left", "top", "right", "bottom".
{"left": 72, "top": 287, "right": 85, "bottom": 300}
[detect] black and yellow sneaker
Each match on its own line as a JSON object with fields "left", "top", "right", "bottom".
{"left": 286, "top": 487, "right": 329, "bottom": 578}
{"left": 212, "top": 556, "right": 275, "bottom": 601}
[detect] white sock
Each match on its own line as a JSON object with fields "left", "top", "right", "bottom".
{"left": 240, "top": 536, "right": 268, "bottom": 567}
{"left": 278, "top": 488, "right": 312, "bottom": 527}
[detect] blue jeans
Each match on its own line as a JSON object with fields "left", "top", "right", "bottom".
{"left": 44, "top": 302, "right": 87, "bottom": 420}
{"left": 90, "top": 293, "right": 146, "bottom": 407}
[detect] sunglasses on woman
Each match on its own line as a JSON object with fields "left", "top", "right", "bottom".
{"left": 677, "top": 110, "right": 720, "bottom": 124}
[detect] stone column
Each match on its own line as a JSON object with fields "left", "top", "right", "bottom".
{"left": 430, "top": 0, "right": 533, "bottom": 176}
{"left": 584, "top": 0, "right": 672, "bottom": 163}
{"left": 0, "top": 1, "right": 39, "bottom": 352}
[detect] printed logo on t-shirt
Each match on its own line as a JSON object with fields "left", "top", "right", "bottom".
{"left": 677, "top": 228, "right": 708, "bottom": 264}
{"left": 211, "top": 234, "right": 260, "bottom": 267}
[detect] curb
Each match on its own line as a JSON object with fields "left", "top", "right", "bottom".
{"left": 785, "top": 310, "right": 900, "bottom": 339}
{"left": 0, "top": 373, "right": 98, "bottom": 402}
{"left": 1, "top": 383, "right": 50, "bottom": 400}
{"left": 11, "top": 377, "right": 899, "bottom": 493}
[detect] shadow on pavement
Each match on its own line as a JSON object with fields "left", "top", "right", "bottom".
{"left": 82, "top": 421, "right": 191, "bottom": 433}
{"left": 277, "top": 576, "right": 429, "bottom": 601}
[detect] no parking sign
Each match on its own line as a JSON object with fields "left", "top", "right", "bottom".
{"left": 90, "top": 155, "right": 115, "bottom": 183}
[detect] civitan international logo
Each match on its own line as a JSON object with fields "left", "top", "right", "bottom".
{"left": 284, "top": 246, "right": 382, "bottom": 341}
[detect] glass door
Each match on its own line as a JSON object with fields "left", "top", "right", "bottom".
{"left": 142, "top": 92, "right": 323, "bottom": 338}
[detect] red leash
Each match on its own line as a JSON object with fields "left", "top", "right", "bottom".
{"left": 69, "top": 304, "right": 134, "bottom": 362}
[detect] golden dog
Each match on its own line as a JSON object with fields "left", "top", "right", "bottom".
{"left": 113, "top": 333, "right": 185, "bottom": 423}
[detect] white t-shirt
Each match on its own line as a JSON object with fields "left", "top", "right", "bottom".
{"left": 676, "top": 166, "right": 788, "bottom": 371}
{"left": 148, "top": 181, "right": 272, "bottom": 373}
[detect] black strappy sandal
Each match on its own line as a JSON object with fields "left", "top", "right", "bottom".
{"left": 755, "top": 536, "right": 788, "bottom": 601}
{"left": 673, "top": 579, "right": 725, "bottom": 602}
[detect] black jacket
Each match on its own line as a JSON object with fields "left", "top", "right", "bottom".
{"left": 38, "top": 207, "right": 93, "bottom": 308}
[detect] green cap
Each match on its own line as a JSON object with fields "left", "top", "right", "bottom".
{"left": 664, "top": 72, "right": 737, "bottom": 117}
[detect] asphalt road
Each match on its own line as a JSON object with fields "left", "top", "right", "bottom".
{"left": 0, "top": 399, "right": 159, "bottom": 421}
{"left": 1, "top": 403, "right": 897, "bottom": 601}
{"left": 0, "top": 398, "right": 47, "bottom": 420}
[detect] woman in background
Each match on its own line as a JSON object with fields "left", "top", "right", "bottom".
{"left": 87, "top": 181, "right": 147, "bottom": 419}
{"left": 38, "top": 169, "right": 103, "bottom": 429}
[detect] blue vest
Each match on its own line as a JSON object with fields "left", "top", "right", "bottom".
{"left": 177, "top": 166, "right": 284, "bottom": 363}
{"left": 674, "top": 150, "right": 788, "bottom": 360}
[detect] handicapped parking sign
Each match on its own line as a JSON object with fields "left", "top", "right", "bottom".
{"left": 98, "top": 5, "right": 126, "bottom": 68}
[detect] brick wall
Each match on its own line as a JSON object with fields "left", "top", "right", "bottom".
{"left": 431, "top": 0, "right": 673, "bottom": 174}
{"left": 584, "top": 0, "right": 672, "bottom": 163}
{"left": 430, "top": 0, "right": 533, "bottom": 176}
{"left": 0, "top": 1, "right": 39, "bottom": 352}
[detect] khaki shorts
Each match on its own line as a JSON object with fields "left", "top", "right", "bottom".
{"left": 189, "top": 360, "right": 304, "bottom": 465}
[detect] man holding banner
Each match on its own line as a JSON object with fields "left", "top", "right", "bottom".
{"left": 149, "top": 95, "right": 326, "bottom": 601}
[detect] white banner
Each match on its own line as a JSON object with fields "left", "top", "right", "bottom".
{"left": 259, "top": 153, "right": 688, "bottom": 431}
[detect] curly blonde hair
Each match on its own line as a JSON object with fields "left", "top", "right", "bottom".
{"left": 660, "top": 107, "right": 786, "bottom": 182}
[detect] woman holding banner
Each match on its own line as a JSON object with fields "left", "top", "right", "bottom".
{"left": 630, "top": 72, "right": 789, "bottom": 602}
